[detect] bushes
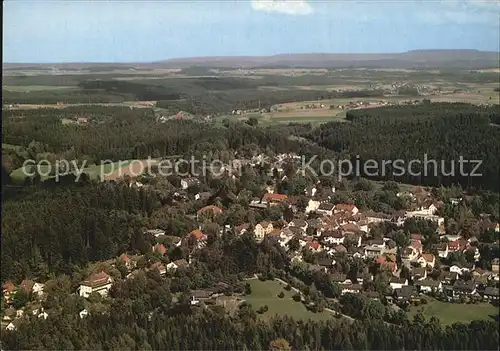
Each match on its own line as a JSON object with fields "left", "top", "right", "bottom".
{"left": 284, "top": 284, "right": 292, "bottom": 291}
{"left": 278, "top": 292, "right": 285, "bottom": 298}
{"left": 293, "top": 293, "right": 302, "bottom": 302}
{"left": 257, "top": 305, "right": 269, "bottom": 314}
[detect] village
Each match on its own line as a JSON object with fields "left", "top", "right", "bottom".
{"left": 2, "top": 151, "right": 499, "bottom": 331}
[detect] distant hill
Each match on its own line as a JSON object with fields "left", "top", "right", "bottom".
{"left": 3, "top": 50, "right": 499, "bottom": 70}
{"left": 157, "top": 50, "right": 500, "bottom": 69}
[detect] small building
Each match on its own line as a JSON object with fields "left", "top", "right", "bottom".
{"left": 118, "top": 254, "right": 135, "bottom": 270}
{"left": 197, "top": 205, "right": 223, "bottom": 219}
{"left": 393, "top": 286, "right": 417, "bottom": 301}
{"left": 152, "top": 243, "right": 168, "bottom": 256}
{"left": 180, "top": 177, "right": 200, "bottom": 190}
{"left": 190, "top": 290, "right": 214, "bottom": 305}
{"left": 389, "top": 277, "right": 408, "bottom": 290}
{"left": 341, "top": 284, "right": 362, "bottom": 295}
{"left": 254, "top": 221, "right": 274, "bottom": 241}
{"left": 415, "top": 279, "right": 443, "bottom": 293}
{"left": 79, "top": 309, "right": 89, "bottom": 319}
{"left": 316, "top": 203, "right": 335, "bottom": 216}
{"left": 19, "top": 279, "right": 44, "bottom": 297}
{"left": 451, "top": 280, "right": 476, "bottom": 297}
{"left": 262, "top": 193, "right": 288, "bottom": 206}
{"left": 166, "top": 259, "right": 188, "bottom": 271}
{"left": 334, "top": 204, "right": 359, "bottom": 216}
{"left": 483, "top": 286, "right": 499, "bottom": 300}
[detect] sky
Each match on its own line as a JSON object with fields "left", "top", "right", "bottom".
{"left": 3, "top": 0, "right": 500, "bottom": 63}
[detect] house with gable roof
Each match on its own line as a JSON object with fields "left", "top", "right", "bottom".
{"left": 78, "top": 271, "right": 113, "bottom": 298}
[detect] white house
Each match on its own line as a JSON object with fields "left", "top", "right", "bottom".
{"left": 305, "top": 199, "right": 321, "bottom": 214}
{"left": 38, "top": 311, "right": 48, "bottom": 320}
{"left": 449, "top": 265, "right": 471, "bottom": 275}
{"left": 78, "top": 272, "right": 113, "bottom": 298}
{"left": 5, "top": 320, "right": 20, "bottom": 331}
{"left": 166, "top": 259, "right": 188, "bottom": 271}
{"left": 334, "top": 204, "right": 359, "bottom": 216}
{"left": 79, "top": 309, "right": 89, "bottom": 319}
{"left": 322, "top": 230, "right": 345, "bottom": 245}
{"left": 390, "top": 277, "right": 408, "bottom": 290}
{"left": 436, "top": 243, "right": 449, "bottom": 258}
{"left": 254, "top": 221, "right": 274, "bottom": 241}
{"left": 316, "top": 203, "right": 335, "bottom": 216}
{"left": 180, "top": 177, "right": 200, "bottom": 190}
{"left": 416, "top": 280, "right": 442, "bottom": 293}
{"left": 19, "top": 280, "right": 45, "bottom": 298}
{"left": 341, "top": 284, "right": 362, "bottom": 295}
{"left": 416, "top": 253, "right": 436, "bottom": 269}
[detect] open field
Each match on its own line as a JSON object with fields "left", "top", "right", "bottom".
{"left": 244, "top": 279, "right": 334, "bottom": 321}
{"left": 3, "top": 85, "right": 78, "bottom": 92}
{"left": 8, "top": 159, "right": 160, "bottom": 184}
{"left": 406, "top": 299, "right": 498, "bottom": 326}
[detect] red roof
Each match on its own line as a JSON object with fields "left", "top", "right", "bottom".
{"left": 152, "top": 244, "right": 167, "bottom": 255}
{"left": 421, "top": 253, "right": 435, "bottom": 263}
{"left": 375, "top": 255, "right": 397, "bottom": 271}
{"left": 150, "top": 261, "right": 166, "bottom": 272}
{"left": 197, "top": 205, "right": 223, "bottom": 215}
{"left": 307, "top": 241, "right": 321, "bottom": 250}
{"left": 20, "top": 280, "right": 35, "bottom": 293}
{"left": 334, "top": 244, "right": 347, "bottom": 253}
{"left": 82, "top": 272, "right": 112, "bottom": 288}
{"left": 263, "top": 193, "right": 288, "bottom": 202}
{"left": 410, "top": 239, "right": 422, "bottom": 251}
{"left": 411, "top": 233, "right": 423, "bottom": 241}
{"left": 190, "top": 229, "right": 207, "bottom": 241}
{"left": 2, "top": 281, "right": 15, "bottom": 293}
{"left": 119, "top": 253, "right": 131, "bottom": 262}
{"left": 335, "top": 204, "right": 357, "bottom": 212}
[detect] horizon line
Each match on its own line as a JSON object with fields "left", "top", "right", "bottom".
{"left": 3, "top": 48, "right": 499, "bottom": 65}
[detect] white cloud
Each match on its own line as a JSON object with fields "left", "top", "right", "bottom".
{"left": 251, "top": 0, "right": 314, "bottom": 15}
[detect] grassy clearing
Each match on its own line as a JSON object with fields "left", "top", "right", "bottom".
{"left": 8, "top": 160, "right": 135, "bottom": 183}
{"left": 406, "top": 299, "right": 498, "bottom": 326}
{"left": 244, "top": 279, "right": 334, "bottom": 322}
{"left": 2, "top": 143, "right": 24, "bottom": 151}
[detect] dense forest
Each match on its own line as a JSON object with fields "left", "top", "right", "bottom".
{"left": 3, "top": 305, "right": 499, "bottom": 350}
{"left": 308, "top": 103, "right": 500, "bottom": 191}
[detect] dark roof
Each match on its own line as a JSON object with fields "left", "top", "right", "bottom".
{"left": 412, "top": 267, "right": 427, "bottom": 277}
{"left": 191, "top": 290, "right": 213, "bottom": 299}
{"left": 290, "top": 219, "right": 307, "bottom": 227}
{"left": 439, "top": 271, "right": 458, "bottom": 281}
{"left": 484, "top": 287, "right": 499, "bottom": 297}
{"left": 394, "top": 285, "right": 416, "bottom": 299}
{"left": 317, "top": 258, "right": 334, "bottom": 267}
{"left": 318, "top": 203, "right": 335, "bottom": 211}
{"left": 330, "top": 273, "right": 347, "bottom": 282}
{"left": 415, "top": 279, "right": 441, "bottom": 287}
{"left": 322, "top": 230, "right": 343, "bottom": 238}
{"left": 453, "top": 280, "right": 475, "bottom": 292}
{"left": 342, "top": 284, "right": 362, "bottom": 290}
{"left": 369, "top": 239, "right": 384, "bottom": 246}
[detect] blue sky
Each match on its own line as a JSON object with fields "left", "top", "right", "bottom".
{"left": 3, "top": 0, "right": 500, "bottom": 63}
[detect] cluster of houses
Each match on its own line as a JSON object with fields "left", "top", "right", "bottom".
{"left": 186, "top": 185, "right": 499, "bottom": 304}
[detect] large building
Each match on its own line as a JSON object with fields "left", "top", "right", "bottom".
{"left": 78, "top": 272, "right": 113, "bottom": 298}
